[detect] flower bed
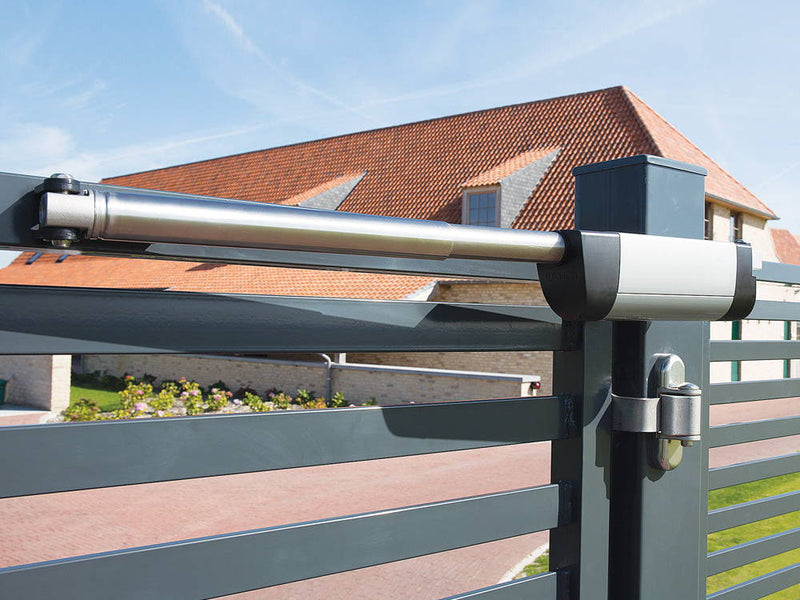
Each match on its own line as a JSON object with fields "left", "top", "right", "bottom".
{"left": 62, "top": 374, "right": 360, "bottom": 422}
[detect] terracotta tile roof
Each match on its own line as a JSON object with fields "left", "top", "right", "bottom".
{"left": 1, "top": 86, "right": 777, "bottom": 297}
{"left": 771, "top": 228, "right": 800, "bottom": 266}
{"left": 462, "top": 148, "right": 559, "bottom": 187}
{"left": 104, "top": 86, "right": 774, "bottom": 232}
{"left": 1, "top": 253, "right": 436, "bottom": 300}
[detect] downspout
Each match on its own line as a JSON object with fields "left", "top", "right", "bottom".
{"left": 318, "top": 353, "right": 333, "bottom": 405}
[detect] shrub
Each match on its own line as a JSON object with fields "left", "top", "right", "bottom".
{"left": 301, "top": 397, "right": 327, "bottom": 409}
{"left": 363, "top": 398, "right": 378, "bottom": 406}
{"left": 329, "top": 392, "right": 348, "bottom": 408}
{"left": 64, "top": 398, "right": 102, "bottom": 421}
{"left": 151, "top": 381, "right": 178, "bottom": 415}
{"left": 234, "top": 386, "right": 258, "bottom": 399}
{"left": 71, "top": 370, "right": 101, "bottom": 387}
{"left": 295, "top": 389, "right": 316, "bottom": 406}
{"left": 206, "top": 387, "right": 232, "bottom": 412}
{"left": 206, "top": 380, "right": 229, "bottom": 394}
{"left": 269, "top": 392, "right": 292, "bottom": 410}
{"left": 178, "top": 378, "right": 204, "bottom": 415}
{"left": 119, "top": 375, "right": 154, "bottom": 416}
{"left": 100, "top": 372, "right": 127, "bottom": 391}
{"left": 243, "top": 391, "right": 270, "bottom": 412}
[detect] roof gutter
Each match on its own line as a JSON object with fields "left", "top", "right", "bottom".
{"left": 705, "top": 192, "right": 778, "bottom": 221}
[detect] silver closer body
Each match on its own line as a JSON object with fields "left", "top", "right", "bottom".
{"left": 39, "top": 189, "right": 756, "bottom": 322}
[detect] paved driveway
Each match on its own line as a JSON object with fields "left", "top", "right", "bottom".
{"left": 0, "top": 396, "right": 797, "bottom": 599}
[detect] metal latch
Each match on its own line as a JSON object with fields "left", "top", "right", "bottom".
{"left": 611, "top": 354, "right": 701, "bottom": 471}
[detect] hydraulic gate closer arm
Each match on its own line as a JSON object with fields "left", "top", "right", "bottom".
{"left": 38, "top": 174, "right": 756, "bottom": 322}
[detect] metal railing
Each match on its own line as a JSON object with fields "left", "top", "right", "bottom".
{"left": 705, "top": 260, "right": 800, "bottom": 600}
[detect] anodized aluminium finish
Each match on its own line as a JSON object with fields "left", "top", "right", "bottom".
{"left": 707, "top": 527, "right": 800, "bottom": 575}
{"left": 709, "top": 453, "right": 800, "bottom": 489}
{"left": 575, "top": 154, "right": 709, "bottom": 600}
{"left": 706, "top": 562, "right": 800, "bottom": 600}
{"left": 549, "top": 321, "right": 613, "bottom": 600}
{"left": 440, "top": 572, "right": 558, "bottom": 599}
{"left": 708, "top": 490, "right": 800, "bottom": 533}
{"left": 40, "top": 187, "right": 566, "bottom": 262}
{"left": 0, "top": 284, "right": 566, "bottom": 355}
{"left": 756, "top": 261, "right": 800, "bottom": 286}
{"left": 0, "top": 396, "right": 571, "bottom": 498}
{"left": 709, "top": 340, "right": 800, "bottom": 362}
{"left": 0, "top": 485, "right": 561, "bottom": 600}
{"left": 746, "top": 300, "right": 800, "bottom": 321}
{"left": 0, "top": 172, "right": 541, "bottom": 280}
{"left": 707, "top": 379, "right": 800, "bottom": 404}
{"left": 708, "top": 415, "right": 800, "bottom": 448}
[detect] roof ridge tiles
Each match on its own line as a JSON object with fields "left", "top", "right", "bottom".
{"left": 102, "top": 86, "right": 627, "bottom": 182}
{"left": 619, "top": 87, "right": 661, "bottom": 156}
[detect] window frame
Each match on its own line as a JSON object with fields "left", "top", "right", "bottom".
{"left": 704, "top": 202, "right": 714, "bottom": 240}
{"left": 729, "top": 211, "right": 743, "bottom": 242}
{"left": 462, "top": 186, "right": 501, "bottom": 227}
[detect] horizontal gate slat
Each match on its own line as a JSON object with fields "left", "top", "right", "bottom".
{"left": 746, "top": 301, "right": 800, "bottom": 321}
{"left": 0, "top": 485, "right": 562, "bottom": 600}
{"left": 709, "top": 490, "right": 800, "bottom": 533}
{"left": 708, "top": 416, "right": 800, "bottom": 448}
{"left": 756, "top": 262, "right": 800, "bottom": 286}
{"left": 0, "top": 284, "right": 566, "bottom": 355}
{"left": 709, "top": 453, "right": 800, "bottom": 490}
{"left": 0, "top": 396, "right": 570, "bottom": 498}
{"left": 707, "top": 380, "right": 800, "bottom": 405}
{"left": 707, "top": 527, "right": 800, "bottom": 575}
{"left": 709, "top": 341, "right": 800, "bottom": 362}
{"left": 707, "top": 561, "right": 800, "bottom": 600}
{"left": 440, "top": 572, "right": 558, "bottom": 599}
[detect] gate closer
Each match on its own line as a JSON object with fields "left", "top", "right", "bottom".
{"left": 39, "top": 174, "right": 755, "bottom": 322}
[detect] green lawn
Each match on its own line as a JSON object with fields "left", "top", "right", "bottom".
{"left": 707, "top": 472, "right": 800, "bottom": 599}
{"left": 513, "top": 471, "right": 800, "bottom": 598}
{"left": 69, "top": 386, "right": 122, "bottom": 412}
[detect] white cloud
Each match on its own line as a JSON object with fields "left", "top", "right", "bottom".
{"left": 353, "top": 0, "right": 710, "bottom": 112}
{"left": 199, "top": 0, "right": 384, "bottom": 126}
{"left": 0, "top": 123, "right": 74, "bottom": 167}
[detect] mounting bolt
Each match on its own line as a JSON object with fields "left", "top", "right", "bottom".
{"left": 37, "top": 174, "right": 83, "bottom": 248}
{"left": 42, "top": 173, "right": 81, "bottom": 195}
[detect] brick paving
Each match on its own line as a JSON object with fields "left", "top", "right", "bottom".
{"left": 0, "top": 397, "right": 796, "bottom": 598}
{"left": 0, "top": 441, "right": 551, "bottom": 599}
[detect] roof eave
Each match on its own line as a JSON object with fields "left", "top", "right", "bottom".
{"left": 705, "top": 192, "right": 778, "bottom": 221}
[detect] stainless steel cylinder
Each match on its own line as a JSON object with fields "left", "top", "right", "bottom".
{"left": 40, "top": 189, "right": 566, "bottom": 263}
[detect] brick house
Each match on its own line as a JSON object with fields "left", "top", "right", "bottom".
{"left": 0, "top": 85, "right": 793, "bottom": 409}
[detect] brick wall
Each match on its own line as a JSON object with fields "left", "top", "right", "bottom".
{"left": 0, "top": 355, "right": 71, "bottom": 411}
{"left": 351, "top": 281, "right": 555, "bottom": 394}
{"left": 82, "top": 354, "right": 536, "bottom": 405}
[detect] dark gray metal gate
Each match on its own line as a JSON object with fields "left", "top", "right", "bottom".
{"left": 0, "top": 155, "right": 796, "bottom": 599}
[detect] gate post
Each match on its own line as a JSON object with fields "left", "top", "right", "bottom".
{"left": 571, "top": 155, "right": 709, "bottom": 600}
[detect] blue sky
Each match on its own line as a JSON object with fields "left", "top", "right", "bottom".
{"left": 2, "top": 0, "right": 799, "bottom": 234}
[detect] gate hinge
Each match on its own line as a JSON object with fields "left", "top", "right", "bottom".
{"left": 611, "top": 354, "right": 702, "bottom": 470}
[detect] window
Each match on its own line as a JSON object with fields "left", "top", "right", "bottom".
{"left": 731, "top": 320, "right": 742, "bottom": 382}
{"left": 729, "top": 212, "right": 743, "bottom": 242}
{"left": 464, "top": 190, "right": 499, "bottom": 227}
{"left": 704, "top": 203, "right": 713, "bottom": 240}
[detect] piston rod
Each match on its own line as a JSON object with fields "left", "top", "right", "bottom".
{"left": 40, "top": 189, "right": 567, "bottom": 263}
